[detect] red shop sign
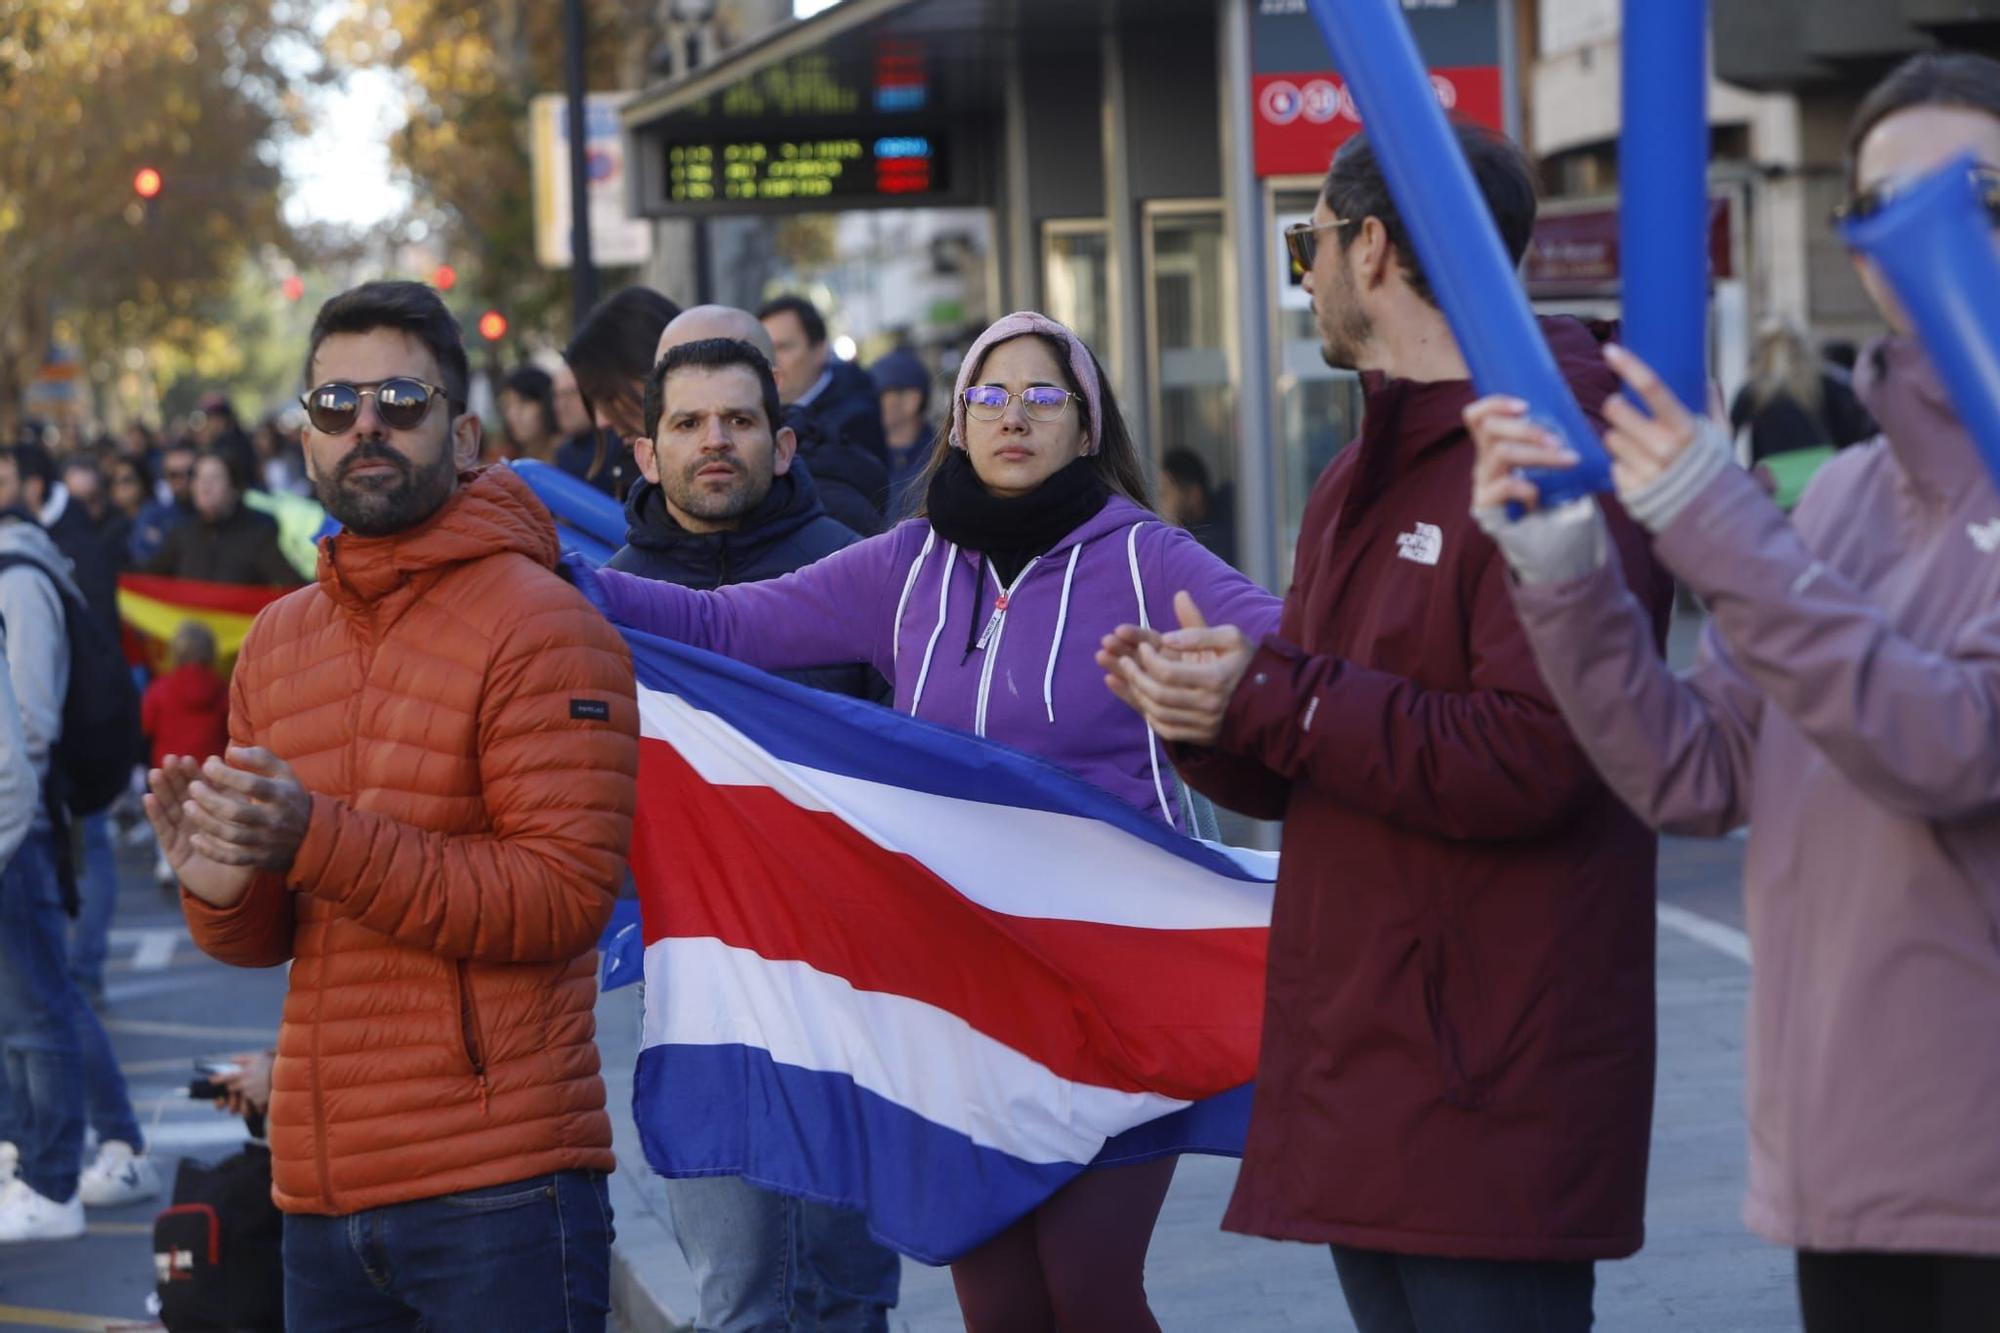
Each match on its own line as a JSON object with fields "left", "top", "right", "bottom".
{"left": 1251, "top": 66, "right": 1504, "bottom": 178}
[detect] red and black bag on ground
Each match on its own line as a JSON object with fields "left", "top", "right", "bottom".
{"left": 152, "top": 1142, "right": 284, "bottom": 1332}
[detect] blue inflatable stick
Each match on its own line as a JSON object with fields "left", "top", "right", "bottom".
{"left": 510, "top": 458, "right": 628, "bottom": 549}
{"left": 1620, "top": 0, "right": 1710, "bottom": 415}
{"left": 1302, "top": 0, "right": 1611, "bottom": 503}
{"left": 557, "top": 523, "right": 617, "bottom": 568}
{"left": 1842, "top": 153, "right": 2000, "bottom": 493}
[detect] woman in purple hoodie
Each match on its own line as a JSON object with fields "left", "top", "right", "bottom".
{"left": 583, "top": 310, "right": 1280, "bottom": 1329}
{"left": 1461, "top": 54, "right": 2000, "bottom": 1333}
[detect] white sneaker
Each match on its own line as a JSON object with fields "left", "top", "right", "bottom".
{"left": 0, "top": 1141, "right": 16, "bottom": 1185}
{"left": 78, "top": 1140, "right": 161, "bottom": 1207}
{"left": 0, "top": 1178, "right": 86, "bottom": 1242}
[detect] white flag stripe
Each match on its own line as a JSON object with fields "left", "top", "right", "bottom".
{"left": 637, "top": 687, "right": 1274, "bottom": 931}
{"left": 642, "top": 937, "right": 1191, "bottom": 1166}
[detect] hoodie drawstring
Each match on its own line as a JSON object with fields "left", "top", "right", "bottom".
{"left": 892, "top": 529, "right": 937, "bottom": 670}
{"left": 1126, "top": 524, "right": 1177, "bottom": 830}
{"left": 1043, "top": 544, "right": 1081, "bottom": 724}
{"left": 909, "top": 539, "right": 958, "bottom": 718}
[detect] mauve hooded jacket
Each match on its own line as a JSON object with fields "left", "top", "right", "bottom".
{"left": 593, "top": 495, "right": 1281, "bottom": 825}
{"left": 1509, "top": 337, "right": 2000, "bottom": 1256}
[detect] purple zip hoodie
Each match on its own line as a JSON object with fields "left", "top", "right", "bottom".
{"left": 595, "top": 495, "right": 1282, "bottom": 825}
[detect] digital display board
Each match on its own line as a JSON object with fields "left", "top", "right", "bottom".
{"left": 663, "top": 133, "right": 946, "bottom": 206}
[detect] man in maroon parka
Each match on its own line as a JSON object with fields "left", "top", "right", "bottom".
{"left": 1102, "top": 125, "right": 1673, "bottom": 1333}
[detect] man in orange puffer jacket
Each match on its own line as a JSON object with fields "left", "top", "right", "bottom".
{"left": 143, "top": 281, "right": 639, "bottom": 1332}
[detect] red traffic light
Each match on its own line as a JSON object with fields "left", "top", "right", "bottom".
{"left": 477, "top": 310, "right": 508, "bottom": 342}
{"left": 133, "top": 167, "right": 163, "bottom": 199}
{"left": 281, "top": 275, "right": 305, "bottom": 302}
{"left": 432, "top": 264, "right": 457, "bottom": 292}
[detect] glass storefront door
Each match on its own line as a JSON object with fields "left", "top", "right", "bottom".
{"left": 1041, "top": 219, "right": 1115, "bottom": 373}
{"left": 1144, "top": 201, "right": 1240, "bottom": 564}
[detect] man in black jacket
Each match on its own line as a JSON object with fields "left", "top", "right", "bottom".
{"left": 143, "top": 451, "right": 301, "bottom": 588}
{"left": 608, "top": 334, "right": 898, "bottom": 1330}
{"left": 757, "top": 294, "right": 888, "bottom": 534}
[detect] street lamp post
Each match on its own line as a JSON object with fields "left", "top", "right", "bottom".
{"left": 564, "top": 0, "right": 597, "bottom": 329}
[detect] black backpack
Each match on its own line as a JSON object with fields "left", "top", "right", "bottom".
{"left": 153, "top": 1141, "right": 285, "bottom": 1332}
{"left": 0, "top": 550, "right": 141, "bottom": 817}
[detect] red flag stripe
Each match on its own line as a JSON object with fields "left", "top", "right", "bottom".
{"left": 633, "top": 738, "right": 1265, "bottom": 1101}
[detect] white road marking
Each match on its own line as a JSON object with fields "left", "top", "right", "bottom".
{"left": 1658, "top": 902, "right": 1753, "bottom": 965}
{"left": 102, "top": 1018, "right": 273, "bottom": 1042}
{"left": 108, "top": 926, "right": 183, "bottom": 970}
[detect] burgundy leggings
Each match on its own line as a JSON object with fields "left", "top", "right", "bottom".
{"left": 949, "top": 1156, "right": 1177, "bottom": 1333}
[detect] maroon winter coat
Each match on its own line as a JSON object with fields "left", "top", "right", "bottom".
{"left": 1177, "top": 318, "right": 1673, "bottom": 1260}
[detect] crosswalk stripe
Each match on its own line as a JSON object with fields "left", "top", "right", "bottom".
{"left": 1657, "top": 902, "right": 1753, "bottom": 964}
{"left": 101, "top": 1018, "right": 271, "bottom": 1042}
{"left": 0, "top": 1304, "right": 127, "bottom": 1330}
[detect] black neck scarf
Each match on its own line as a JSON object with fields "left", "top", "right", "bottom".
{"left": 924, "top": 448, "right": 1110, "bottom": 589}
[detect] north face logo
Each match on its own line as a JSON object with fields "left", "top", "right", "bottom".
{"left": 1396, "top": 522, "right": 1443, "bottom": 566}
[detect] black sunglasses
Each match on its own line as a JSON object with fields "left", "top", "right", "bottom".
{"left": 1832, "top": 164, "right": 2000, "bottom": 229}
{"left": 1282, "top": 216, "right": 1355, "bottom": 281}
{"left": 300, "top": 378, "right": 457, "bottom": 434}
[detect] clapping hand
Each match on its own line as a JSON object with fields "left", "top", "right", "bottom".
{"left": 146, "top": 746, "right": 313, "bottom": 906}
{"left": 1096, "top": 592, "right": 1255, "bottom": 747}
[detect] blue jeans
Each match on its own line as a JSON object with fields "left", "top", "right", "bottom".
{"left": 282, "top": 1171, "right": 613, "bottom": 1332}
{"left": 1330, "top": 1245, "right": 1596, "bottom": 1333}
{"left": 666, "top": 1175, "right": 899, "bottom": 1332}
{"left": 68, "top": 811, "right": 118, "bottom": 997}
{"left": 0, "top": 831, "right": 87, "bottom": 1200}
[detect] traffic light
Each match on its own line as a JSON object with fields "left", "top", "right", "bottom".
{"left": 478, "top": 310, "right": 508, "bottom": 342}
{"left": 282, "top": 276, "right": 305, "bottom": 302}
{"left": 432, "top": 264, "right": 457, "bottom": 292}
{"left": 133, "top": 167, "right": 163, "bottom": 199}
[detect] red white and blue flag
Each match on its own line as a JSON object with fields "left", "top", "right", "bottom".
{"left": 615, "top": 629, "right": 1274, "bottom": 1264}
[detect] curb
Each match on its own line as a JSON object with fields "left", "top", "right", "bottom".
{"left": 611, "top": 1239, "right": 689, "bottom": 1333}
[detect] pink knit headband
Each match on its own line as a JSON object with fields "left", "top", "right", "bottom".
{"left": 948, "top": 311, "right": 1104, "bottom": 455}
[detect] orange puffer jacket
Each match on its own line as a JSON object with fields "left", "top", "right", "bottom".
{"left": 182, "top": 466, "right": 639, "bottom": 1215}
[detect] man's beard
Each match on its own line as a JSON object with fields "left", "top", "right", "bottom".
{"left": 1315, "top": 264, "right": 1372, "bottom": 372}
{"left": 664, "top": 454, "right": 771, "bottom": 526}
{"left": 316, "top": 442, "right": 458, "bottom": 536}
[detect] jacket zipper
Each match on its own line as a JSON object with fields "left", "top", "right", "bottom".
{"left": 455, "top": 960, "right": 491, "bottom": 1112}
{"left": 973, "top": 558, "right": 1040, "bottom": 737}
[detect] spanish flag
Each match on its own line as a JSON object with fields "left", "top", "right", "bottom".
{"left": 117, "top": 574, "right": 292, "bottom": 675}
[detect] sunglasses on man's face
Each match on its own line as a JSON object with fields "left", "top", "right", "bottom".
{"left": 1282, "top": 216, "right": 1355, "bottom": 281}
{"left": 1832, "top": 163, "right": 2000, "bottom": 229}
{"left": 299, "top": 378, "right": 455, "bottom": 435}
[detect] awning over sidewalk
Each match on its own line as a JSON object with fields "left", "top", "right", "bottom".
{"left": 621, "top": 0, "right": 1208, "bottom": 216}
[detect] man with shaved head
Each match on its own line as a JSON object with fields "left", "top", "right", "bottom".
{"left": 656, "top": 304, "right": 775, "bottom": 364}
{"left": 605, "top": 333, "right": 898, "bottom": 1328}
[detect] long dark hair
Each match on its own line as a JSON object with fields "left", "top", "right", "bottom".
{"left": 563, "top": 287, "right": 683, "bottom": 482}
{"left": 909, "top": 333, "right": 1152, "bottom": 519}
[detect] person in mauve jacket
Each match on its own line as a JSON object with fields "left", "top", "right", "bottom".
{"left": 573, "top": 309, "right": 1280, "bottom": 1332}
{"left": 1464, "top": 52, "right": 2000, "bottom": 1333}
{"left": 1101, "top": 125, "right": 1674, "bottom": 1333}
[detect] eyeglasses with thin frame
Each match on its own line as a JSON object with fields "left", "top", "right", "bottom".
{"left": 963, "top": 384, "right": 1076, "bottom": 422}
{"left": 299, "top": 378, "right": 457, "bottom": 435}
{"left": 1831, "top": 163, "right": 2000, "bottom": 230}
{"left": 1283, "top": 216, "right": 1355, "bottom": 281}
